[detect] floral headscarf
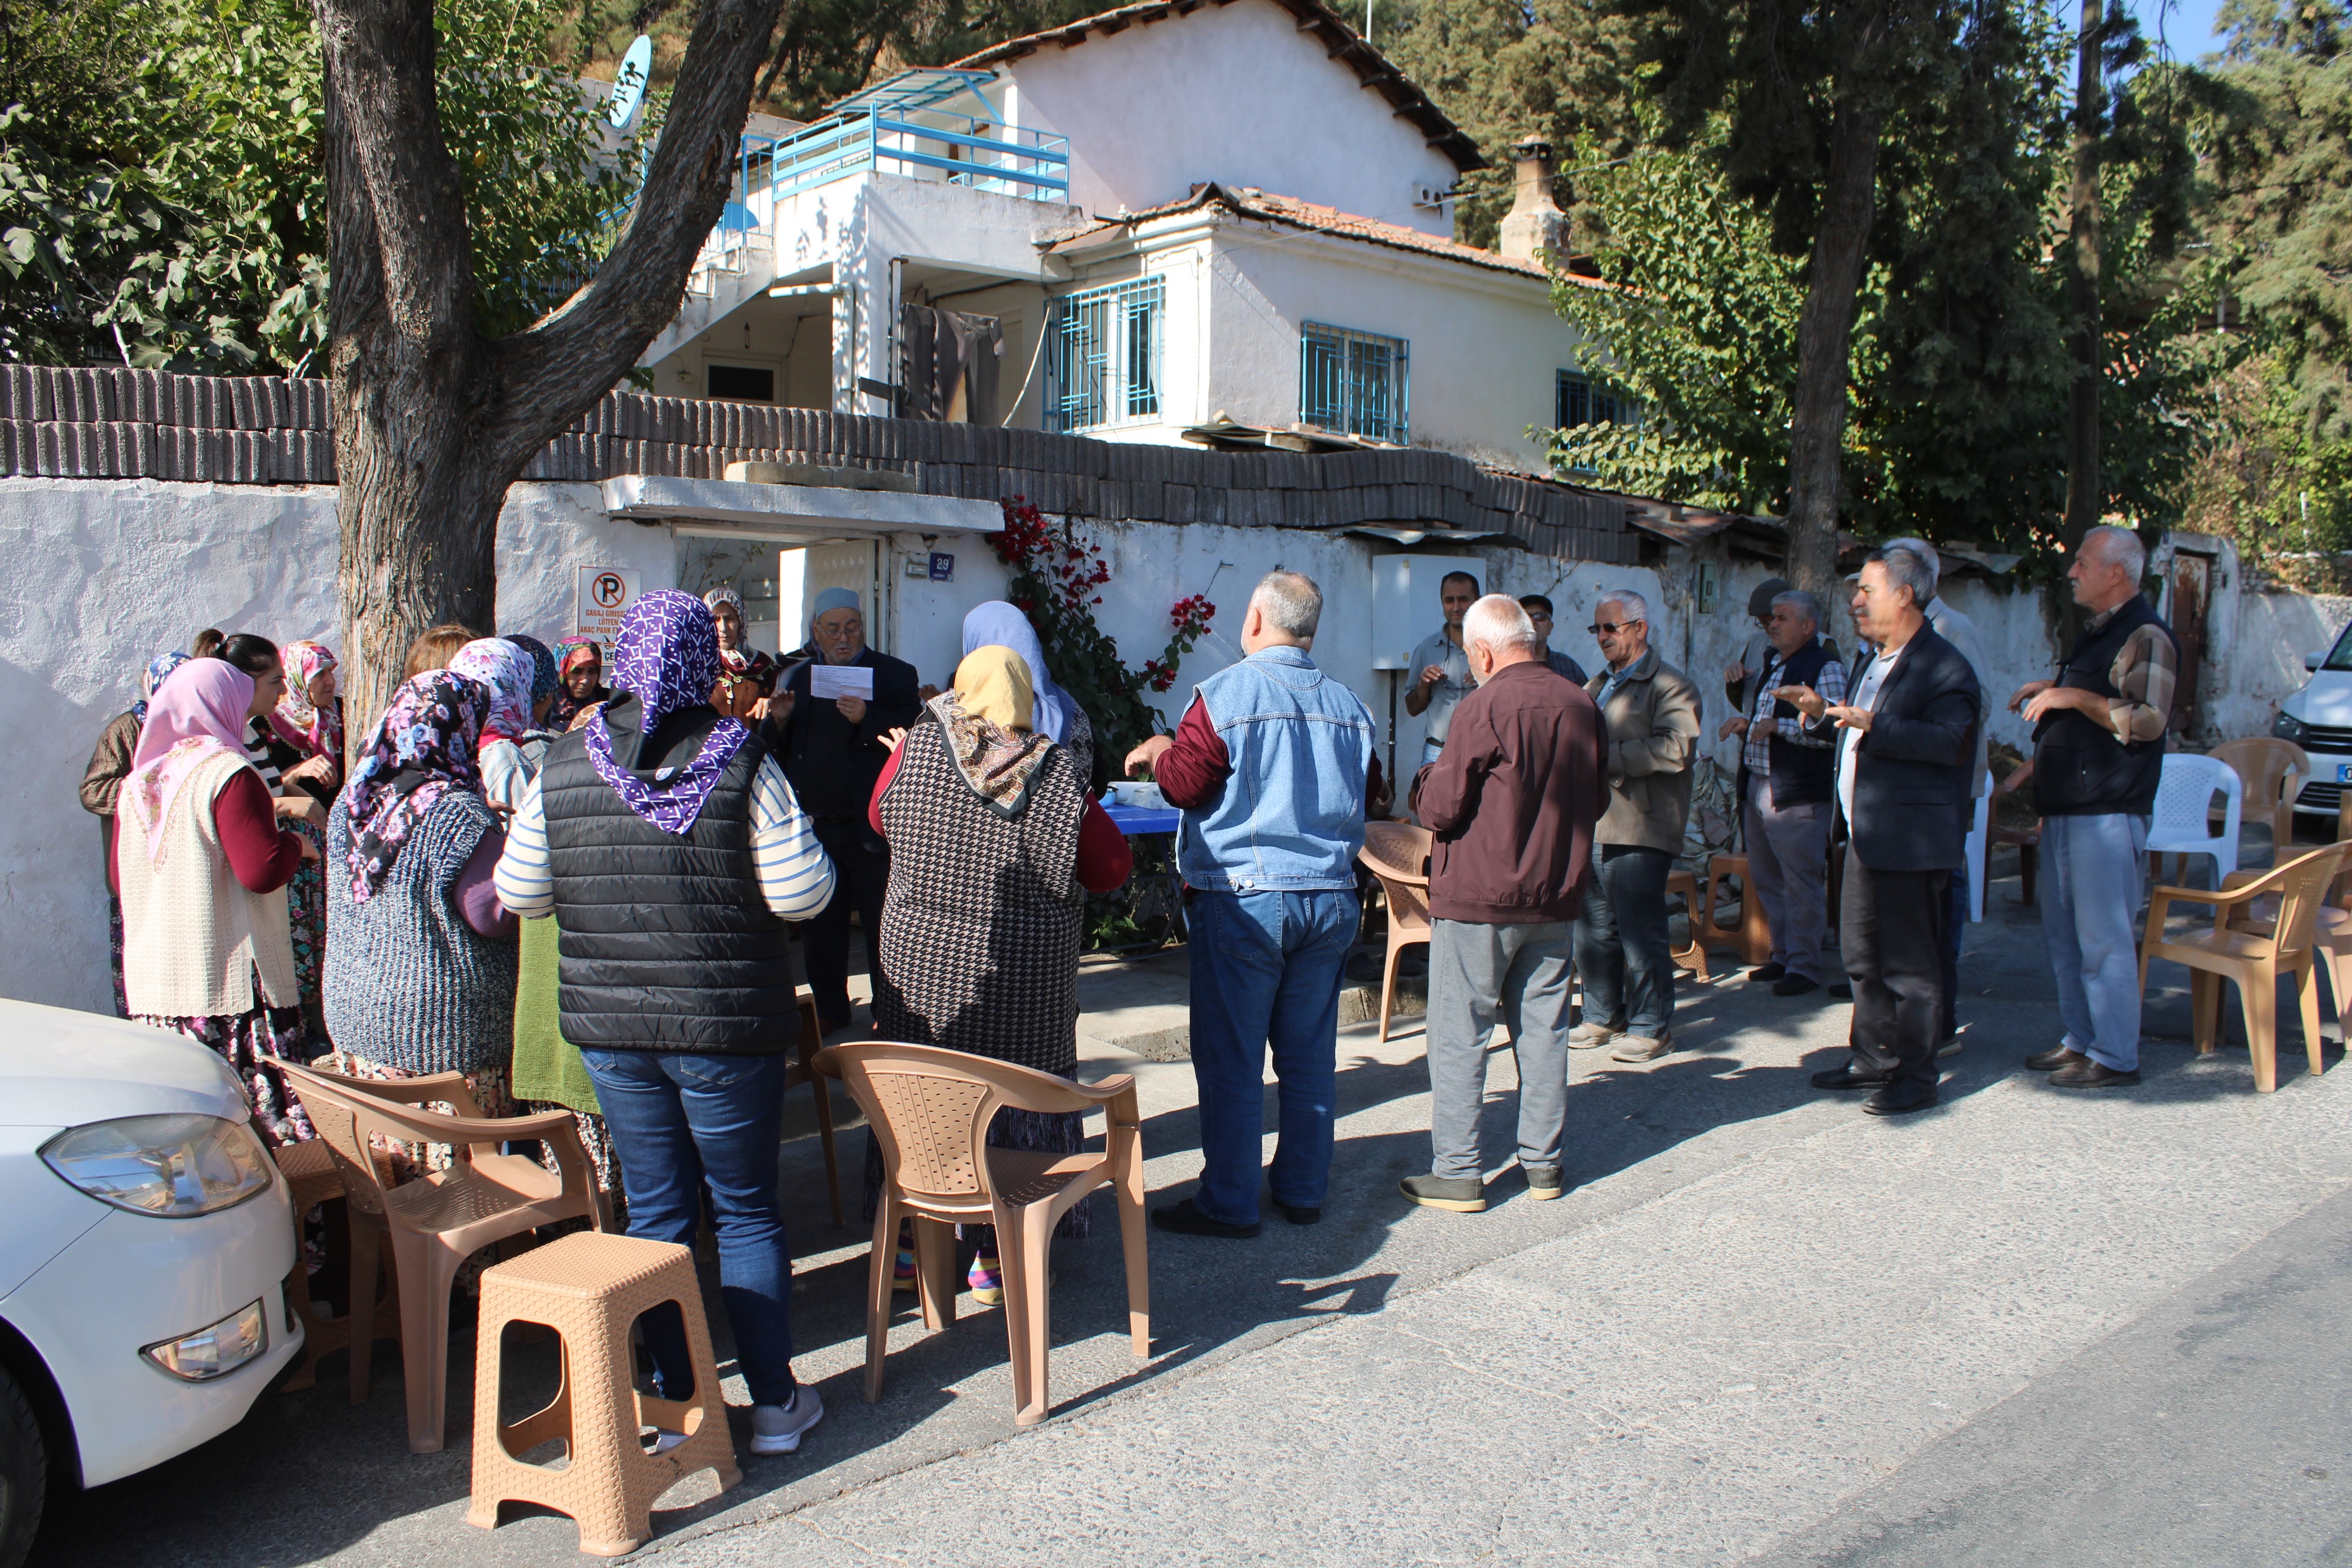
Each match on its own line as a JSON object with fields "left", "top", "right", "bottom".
{"left": 267, "top": 640, "right": 341, "bottom": 760}
{"left": 133, "top": 650, "right": 191, "bottom": 727}
{"left": 504, "top": 634, "right": 560, "bottom": 705}
{"left": 123, "top": 659, "right": 254, "bottom": 862}
{"left": 342, "top": 671, "right": 490, "bottom": 901}
{"left": 448, "top": 639, "right": 537, "bottom": 745}
{"left": 585, "top": 590, "right": 748, "bottom": 835}
{"left": 546, "top": 637, "right": 605, "bottom": 731}
{"left": 930, "top": 646, "right": 1056, "bottom": 814}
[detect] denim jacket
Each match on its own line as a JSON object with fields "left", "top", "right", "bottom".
{"left": 1176, "top": 646, "right": 1377, "bottom": 893}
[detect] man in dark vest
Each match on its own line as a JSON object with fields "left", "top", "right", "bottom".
{"left": 2007, "top": 525, "right": 2177, "bottom": 1089}
{"left": 495, "top": 590, "right": 837, "bottom": 1456}
{"left": 1724, "top": 588, "right": 1844, "bottom": 996}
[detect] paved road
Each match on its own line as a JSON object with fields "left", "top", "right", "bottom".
{"left": 27, "top": 874, "right": 2352, "bottom": 1566}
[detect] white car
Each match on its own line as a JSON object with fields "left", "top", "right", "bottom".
{"left": 0, "top": 999, "right": 303, "bottom": 1566}
{"left": 2274, "top": 622, "right": 2352, "bottom": 818}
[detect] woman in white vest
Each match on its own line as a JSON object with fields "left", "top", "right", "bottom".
{"left": 115, "top": 656, "right": 320, "bottom": 1146}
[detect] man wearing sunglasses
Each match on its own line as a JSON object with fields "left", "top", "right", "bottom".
{"left": 1572, "top": 590, "right": 1701, "bottom": 1063}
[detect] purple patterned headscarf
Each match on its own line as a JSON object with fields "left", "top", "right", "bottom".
{"left": 584, "top": 590, "right": 747, "bottom": 835}
{"left": 342, "top": 671, "right": 491, "bottom": 901}
{"left": 449, "top": 638, "right": 537, "bottom": 744}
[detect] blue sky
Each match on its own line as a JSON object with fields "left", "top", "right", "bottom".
{"left": 2123, "top": 0, "right": 2232, "bottom": 58}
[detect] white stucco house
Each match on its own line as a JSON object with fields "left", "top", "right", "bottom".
{"left": 639, "top": 0, "right": 1615, "bottom": 473}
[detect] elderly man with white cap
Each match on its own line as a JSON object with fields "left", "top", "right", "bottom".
{"left": 771, "top": 587, "right": 922, "bottom": 1035}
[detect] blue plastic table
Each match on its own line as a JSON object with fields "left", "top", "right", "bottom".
{"left": 1098, "top": 802, "right": 1185, "bottom": 949}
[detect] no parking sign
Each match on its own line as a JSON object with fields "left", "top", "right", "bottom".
{"left": 576, "top": 567, "right": 640, "bottom": 643}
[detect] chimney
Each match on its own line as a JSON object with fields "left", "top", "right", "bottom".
{"left": 1497, "top": 138, "right": 1568, "bottom": 263}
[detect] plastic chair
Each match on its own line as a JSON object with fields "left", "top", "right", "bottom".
{"left": 2210, "top": 737, "right": 2309, "bottom": 855}
{"left": 1963, "top": 772, "right": 1992, "bottom": 922}
{"left": 468, "top": 1233, "right": 739, "bottom": 1557}
{"left": 282, "top": 1063, "right": 605, "bottom": 1453}
{"left": 784, "top": 992, "right": 844, "bottom": 1226}
{"left": 1699, "top": 854, "right": 1773, "bottom": 966}
{"left": 2139, "top": 841, "right": 2348, "bottom": 1092}
{"left": 2145, "top": 753, "right": 2243, "bottom": 889}
{"left": 1990, "top": 761, "right": 2040, "bottom": 906}
{"left": 1667, "top": 868, "right": 1710, "bottom": 979}
{"left": 273, "top": 1139, "right": 397, "bottom": 1393}
{"left": 1357, "top": 822, "right": 1434, "bottom": 1043}
{"left": 821, "top": 1042, "right": 1148, "bottom": 1426}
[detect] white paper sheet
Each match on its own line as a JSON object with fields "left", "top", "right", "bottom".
{"left": 809, "top": 662, "right": 874, "bottom": 700}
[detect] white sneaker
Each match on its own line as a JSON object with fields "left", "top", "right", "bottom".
{"left": 644, "top": 1428, "right": 691, "bottom": 1455}
{"left": 750, "top": 1387, "right": 824, "bottom": 1455}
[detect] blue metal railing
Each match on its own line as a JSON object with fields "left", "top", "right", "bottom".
{"left": 765, "top": 109, "right": 1070, "bottom": 202}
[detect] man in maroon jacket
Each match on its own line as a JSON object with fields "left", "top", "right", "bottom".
{"left": 1401, "top": 594, "right": 1611, "bottom": 1213}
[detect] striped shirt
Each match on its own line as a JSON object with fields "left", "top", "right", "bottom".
{"left": 492, "top": 755, "right": 836, "bottom": 921}
{"left": 1742, "top": 648, "right": 1845, "bottom": 776}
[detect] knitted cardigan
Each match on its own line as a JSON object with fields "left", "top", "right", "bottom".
{"left": 322, "top": 789, "right": 518, "bottom": 1073}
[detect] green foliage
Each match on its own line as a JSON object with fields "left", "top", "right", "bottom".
{"left": 0, "top": 0, "right": 618, "bottom": 371}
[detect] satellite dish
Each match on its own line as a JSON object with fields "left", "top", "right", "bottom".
{"left": 607, "top": 35, "right": 652, "bottom": 132}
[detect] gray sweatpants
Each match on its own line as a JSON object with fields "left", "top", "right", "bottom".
{"left": 1425, "top": 917, "right": 1577, "bottom": 1182}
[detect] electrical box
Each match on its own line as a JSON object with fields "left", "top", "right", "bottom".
{"left": 1370, "top": 554, "right": 1487, "bottom": 669}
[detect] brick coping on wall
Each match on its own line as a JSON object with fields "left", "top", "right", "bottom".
{"left": 0, "top": 365, "right": 1638, "bottom": 564}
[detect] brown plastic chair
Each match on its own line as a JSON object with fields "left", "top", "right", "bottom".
{"left": 784, "top": 992, "right": 844, "bottom": 1226}
{"left": 2139, "top": 841, "right": 2348, "bottom": 1092}
{"left": 282, "top": 1061, "right": 605, "bottom": 1452}
{"left": 272, "top": 1139, "right": 397, "bottom": 1393}
{"left": 1698, "top": 854, "right": 1773, "bottom": 966}
{"left": 820, "top": 1042, "right": 1148, "bottom": 1426}
{"left": 1358, "top": 822, "right": 1434, "bottom": 1042}
{"left": 1990, "top": 760, "right": 2041, "bottom": 905}
{"left": 467, "top": 1232, "right": 739, "bottom": 1557}
{"left": 2211, "top": 737, "right": 2310, "bottom": 854}
{"left": 1667, "top": 869, "right": 1711, "bottom": 979}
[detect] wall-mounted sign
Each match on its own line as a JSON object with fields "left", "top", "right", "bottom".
{"left": 929, "top": 551, "right": 955, "bottom": 582}
{"left": 607, "top": 35, "right": 653, "bottom": 132}
{"left": 577, "top": 566, "right": 641, "bottom": 642}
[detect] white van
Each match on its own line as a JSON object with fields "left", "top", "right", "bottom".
{"left": 2273, "top": 622, "right": 2352, "bottom": 817}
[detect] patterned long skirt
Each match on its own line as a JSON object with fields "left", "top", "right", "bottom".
{"left": 284, "top": 818, "right": 328, "bottom": 1020}
{"left": 525, "top": 1102, "right": 626, "bottom": 1229}
{"left": 326, "top": 1051, "right": 516, "bottom": 1182}
{"left": 133, "top": 1004, "right": 315, "bottom": 1148}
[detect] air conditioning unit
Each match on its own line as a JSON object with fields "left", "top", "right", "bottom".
{"left": 1412, "top": 184, "right": 1455, "bottom": 211}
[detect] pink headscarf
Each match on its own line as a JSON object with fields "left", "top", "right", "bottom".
{"left": 122, "top": 660, "right": 256, "bottom": 863}
{"left": 268, "top": 639, "right": 341, "bottom": 760}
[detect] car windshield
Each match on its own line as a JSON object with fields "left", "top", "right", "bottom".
{"left": 2328, "top": 622, "right": 2352, "bottom": 671}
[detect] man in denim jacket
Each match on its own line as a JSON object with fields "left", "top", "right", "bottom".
{"left": 1126, "top": 570, "right": 1382, "bottom": 1237}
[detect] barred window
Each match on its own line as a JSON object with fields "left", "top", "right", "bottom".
{"left": 1046, "top": 277, "right": 1165, "bottom": 433}
{"left": 1300, "top": 322, "right": 1409, "bottom": 445}
{"left": 1556, "top": 370, "right": 1623, "bottom": 431}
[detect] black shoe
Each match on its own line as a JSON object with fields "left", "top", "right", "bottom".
{"left": 1151, "top": 1198, "right": 1261, "bottom": 1238}
{"left": 1747, "top": 962, "right": 1787, "bottom": 982}
{"left": 2048, "top": 1059, "right": 2141, "bottom": 1089}
{"left": 1827, "top": 982, "right": 1854, "bottom": 999}
{"left": 1812, "top": 1064, "right": 1890, "bottom": 1090}
{"left": 1399, "top": 1174, "right": 1488, "bottom": 1212}
{"left": 1275, "top": 1201, "right": 1322, "bottom": 1226}
{"left": 1863, "top": 1081, "right": 1941, "bottom": 1116}
{"left": 1522, "top": 1164, "right": 1564, "bottom": 1201}
{"left": 1772, "top": 974, "right": 1821, "bottom": 997}
{"left": 2024, "top": 1046, "right": 2088, "bottom": 1072}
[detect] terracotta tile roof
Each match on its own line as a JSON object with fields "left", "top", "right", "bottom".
{"left": 1055, "top": 182, "right": 1611, "bottom": 288}
{"left": 950, "top": 0, "right": 1485, "bottom": 172}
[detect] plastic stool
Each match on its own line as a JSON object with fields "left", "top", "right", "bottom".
{"left": 274, "top": 1140, "right": 355, "bottom": 1393}
{"left": 468, "top": 1233, "right": 740, "bottom": 1556}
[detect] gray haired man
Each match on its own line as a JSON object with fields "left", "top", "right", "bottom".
{"left": 1721, "top": 589, "right": 1844, "bottom": 995}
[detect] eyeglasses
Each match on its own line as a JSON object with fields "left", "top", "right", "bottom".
{"left": 1587, "top": 619, "right": 1643, "bottom": 635}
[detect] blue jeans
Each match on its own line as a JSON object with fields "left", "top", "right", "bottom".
{"left": 1572, "top": 845, "right": 1676, "bottom": 1037}
{"left": 579, "top": 1049, "right": 795, "bottom": 1406}
{"left": 2041, "top": 813, "right": 2150, "bottom": 1072}
{"left": 1186, "top": 888, "right": 1357, "bottom": 1226}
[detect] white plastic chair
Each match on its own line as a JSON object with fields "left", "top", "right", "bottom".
{"left": 1964, "top": 770, "right": 1992, "bottom": 922}
{"left": 2147, "top": 753, "right": 2243, "bottom": 889}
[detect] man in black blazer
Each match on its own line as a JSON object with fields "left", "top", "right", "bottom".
{"left": 1775, "top": 545, "right": 1981, "bottom": 1115}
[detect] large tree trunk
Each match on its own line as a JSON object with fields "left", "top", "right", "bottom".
{"left": 1783, "top": 98, "right": 1883, "bottom": 600}
{"left": 2059, "top": 0, "right": 2104, "bottom": 644}
{"left": 313, "top": 0, "right": 786, "bottom": 747}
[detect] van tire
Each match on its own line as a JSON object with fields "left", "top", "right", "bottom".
{"left": 0, "top": 1363, "right": 43, "bottom": 1568}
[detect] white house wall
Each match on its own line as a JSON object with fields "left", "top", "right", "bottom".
{"left": 0, "top": 478, "right": 675, "bottom": 1015}
{"left": 1001, "top": 0, "right": 1460, "bottom": 231}
{"left": 1205, "top": 224, "right": 1583, "bottom": 469}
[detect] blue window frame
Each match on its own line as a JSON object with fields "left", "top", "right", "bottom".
{"left": 1556, "top": 370, "right": 1623, "bottom": 432}
{"left": 1300, "top": 322, "right": 1409, "bottom": 445}
{"left": 1046, "top": 277, "right": 1165, "bottom": 433}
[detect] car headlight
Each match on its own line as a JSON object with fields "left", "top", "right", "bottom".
{"left": 41, "top": 1113, "right": 274, "bottom": 1218}
{"left": 143, "top": 1299, "right": 268, "bottom": 1381}
{"left": 2276, "top": 711, "right": 2311, "bottom": 743}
